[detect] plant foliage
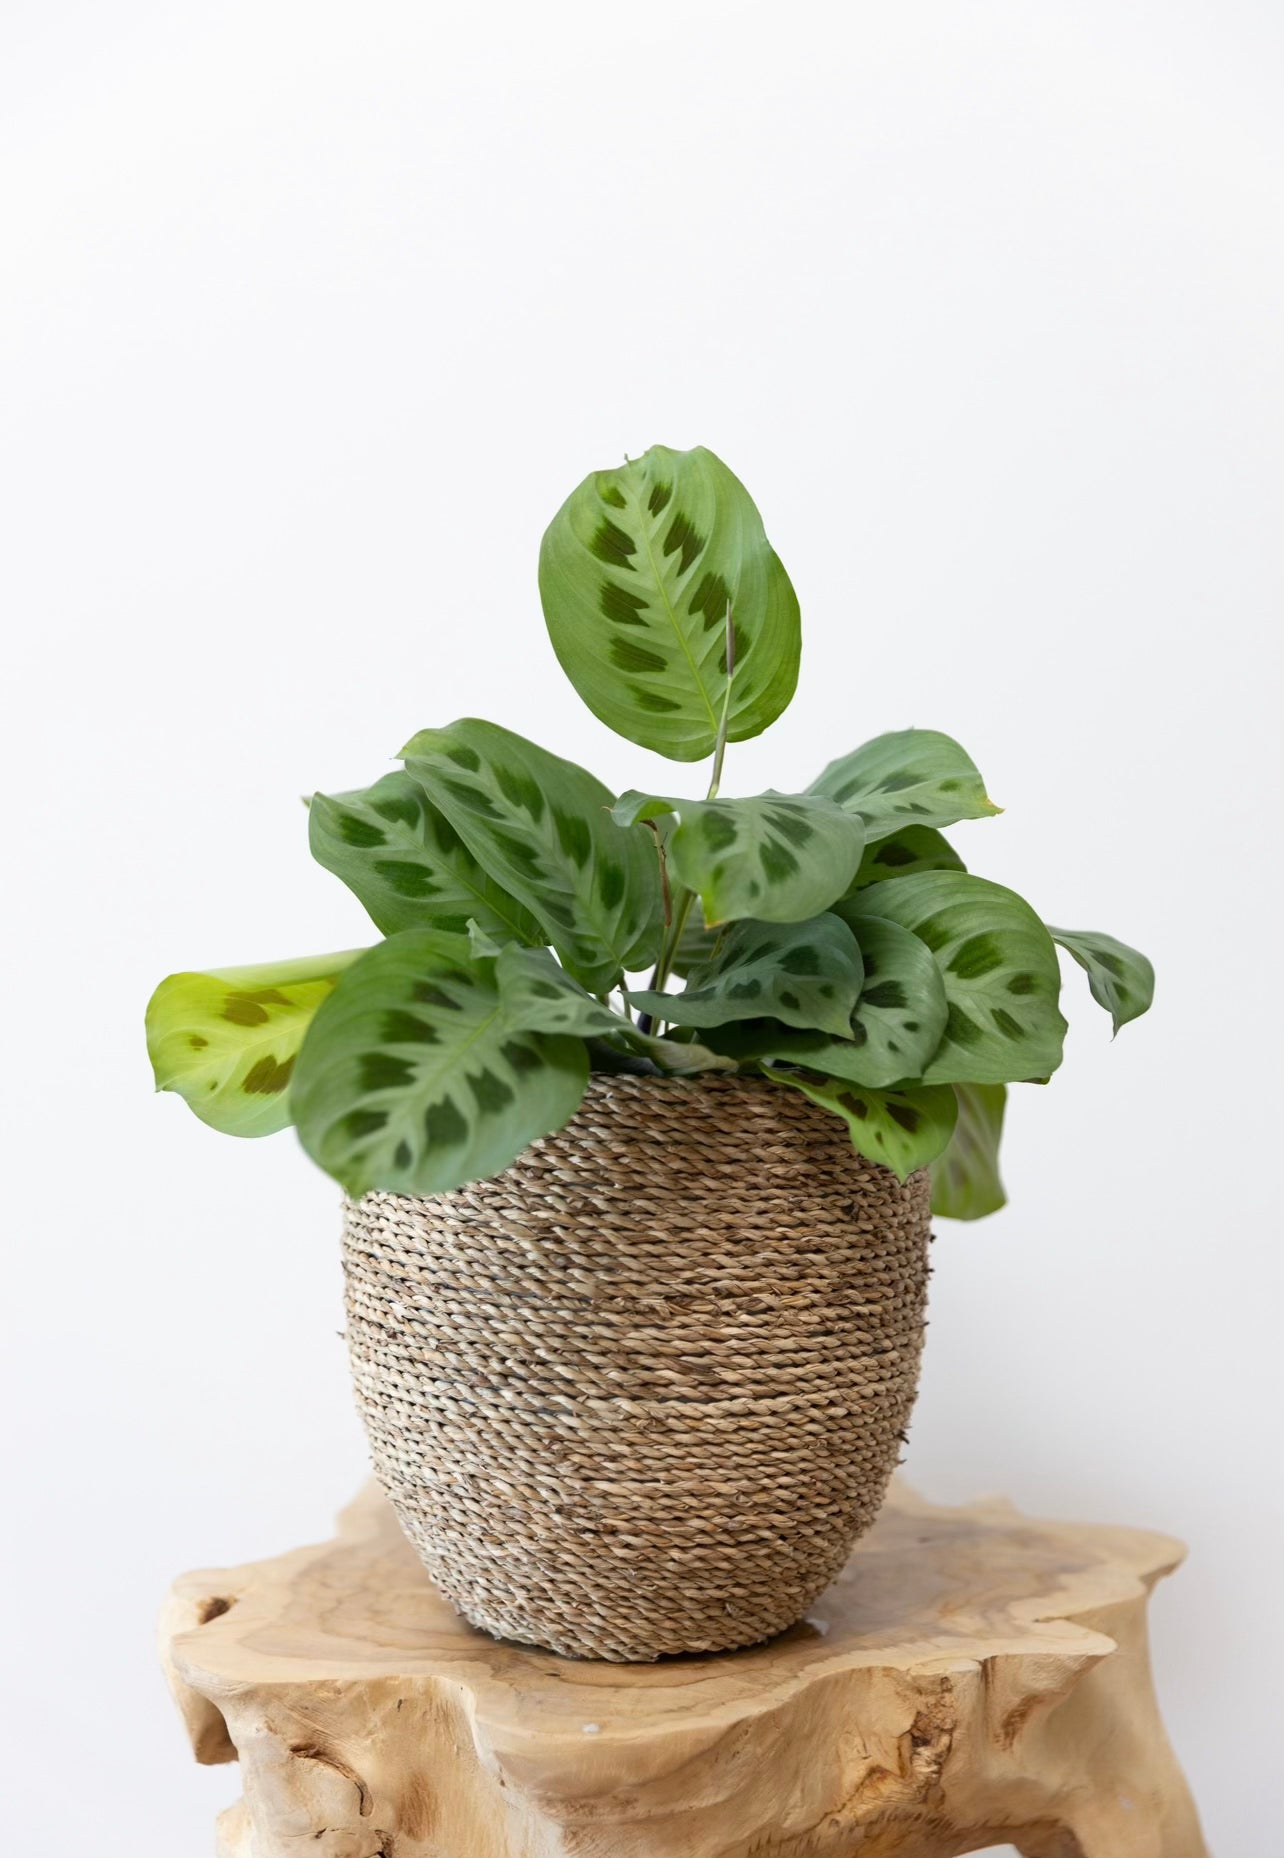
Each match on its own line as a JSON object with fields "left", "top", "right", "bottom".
{"left": 147, "top": 443, "right": 1152, "bottom": 1216}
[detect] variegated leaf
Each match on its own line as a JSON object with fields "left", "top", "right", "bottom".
{"left": 629, "top": 914, "right": 864, "bottom": 1037}
{"left": 846, "top": 915, "right": 949, "bottom": 1086}
{"left": 843, "top": 873, "right": 1066, "bottom": 1085}
{"left": 401, "top": 719, "right": 663, "bottom": 993}
{"left": 696, "top": 1014, "right": 929, "bottom": 1093}
{"left": 146, "top": 950, "right": 363, "bottom": 1137}
{"left": 810, "top": 729, "right": 1000, "bottom": 839}
{"left": 309, "top": 772, "right": 543, "bottom": 943}
{"left": 931, "top": 1083, "right": 1007, "bottom": 1220}
{"left": 845, "top": 824, "right": 965, "bottom": 890}
{"left": 291, "top": 930, "right": 588, "bottom": 1197}
{"left": 1050, "top": 927, "right": 1154, "bottom": 1034}
{"left": 539, "top": 443, "right": 801, "bottom": 761}
{"left": 613, "top": 791, "right": 864, "bottom": 926}
{"left": 775, "top": 1071, "right": 958, "bottom": 1182}
{"left": 497, "top": 944, "right": 734, "bottom": 1073}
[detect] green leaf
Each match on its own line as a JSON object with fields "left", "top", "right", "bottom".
{"left": 685, "top": 909, "right": 950, "bottom": 1094}
{"left": 629, "top": 914, "right": 864, "bottom": 1038}
{"left": 291, "top": 930, "right": 588, "bottom": 1197}
{"left": 931, "top": 1083, "right": 1007, "bottom": 1220}
{"left": 846, "top": 915, "right": 950, "bottom": 1086}
{"left": 810, "top": 729, "right": 1000, "bottom": 839}
{"left": 775, "top": 1071, "right": 958, "bottom": 1182}
{"left": 401, "top": 719, "right": 663, "bottom": 993}
{"left": 1050, "top": 927, "right": 1155, "bottom": 1034}
{"left": 308, "top": 772, "right": 544, "bottom": 943}
{"left": 146, "top": 950, "right": 363, "bottom": 1137}
{"left": 697, "top": 1001, "right": 939, "bottom": 1094}
{"left": 843, "top": 872, "right": 1066, "bottom": 1085}
{"left": 613, "top": 791, "right": 864, "bottom": 926}
{"left": 845, "top": 824, "right": 966, "bottom": 890}
{"left": 539, "top": 443, "right": 801, "bottom": 761}
{"left": 497, "top": 944, "right": 734, "bottom": 1074}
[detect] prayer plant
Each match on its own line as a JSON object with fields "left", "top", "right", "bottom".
{"left": 146, "top": 444, "right": 1153, "bottom": 1218}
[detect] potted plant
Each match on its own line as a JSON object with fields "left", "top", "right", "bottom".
{"left": 146, "top": 443, "right": 1153, "bottom": 1661}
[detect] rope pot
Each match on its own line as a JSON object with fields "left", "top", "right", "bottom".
{"left": 341, "top": 1073, "right": 931, "bottom": 1661}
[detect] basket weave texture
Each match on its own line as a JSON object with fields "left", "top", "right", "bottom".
{"left": 342, "top": 1074, "right": 931, "bottom": 1661}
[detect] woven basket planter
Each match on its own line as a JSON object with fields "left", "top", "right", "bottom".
{"left": 342, "top": 1073, "right": 931, "bottom": 1661}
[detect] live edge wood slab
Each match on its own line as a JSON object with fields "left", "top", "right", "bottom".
{"left": 161, "top": 1481, "right": 1207, "bottom": 1858}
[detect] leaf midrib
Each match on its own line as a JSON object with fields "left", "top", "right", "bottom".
{"left": 629, "top": 475, "right": 720, "bottom": 738}
{"left": 375, "top": 990, "right": 510, "bottom": 1147}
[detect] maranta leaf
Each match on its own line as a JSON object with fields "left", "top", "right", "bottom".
{"left": 843, "top": 872, "right": 1065, "bottom": 1084}
{"left": 811, "top": 729, "right": 999, "bottom": 839}
{"left": 402, "top": 719, "right": 662, "bottom": 993}
{"left": 146, "top": 950, "right": 363, "bottom": 1137}
{"left": 845, "top": 914, "right": 949, "bottom": 1086}
{"left": 1049, "top": 927, "right": 1154, "bottom": 1034}
{"left": 775, "top": 1071, "right": 958, "bottom": 1182}
{"left": 539, "top": 443, "right": 801, "bottom": 761}
{"left": 309, "top": 772, "right": 543, "bottom": 943}
{"left": 931, "top": 1083, "right": 1007, "bottom": 1220}
{"left": 292, "top": 930, "right": 588, "bottom": 1197}
{"left": 629, "top": 914, "right": 864, "bottom": 1037}
{"left": 613, "top": 790, "right": 864, "bottom": 926}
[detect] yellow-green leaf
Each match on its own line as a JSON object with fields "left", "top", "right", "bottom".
{"left": 146, "top": 950, "right": 363, "bottom": 1137}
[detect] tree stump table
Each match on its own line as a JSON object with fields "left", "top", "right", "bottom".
{"left": 161, "top": 1481, "right": 1206, "bottom": 1858}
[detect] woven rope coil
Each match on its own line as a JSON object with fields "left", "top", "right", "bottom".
{"left": 342, "top": 1073, "right": 931, "bottom": 1661}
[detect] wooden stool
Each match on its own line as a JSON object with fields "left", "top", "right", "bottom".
{"left": 162, "top": 1481, "right": 1206, "bottom": 1858}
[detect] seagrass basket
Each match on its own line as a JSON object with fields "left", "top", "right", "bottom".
{"left": 341, "top": 1073, "right": 931, "bottom": 1661}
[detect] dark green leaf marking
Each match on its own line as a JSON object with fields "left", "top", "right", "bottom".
{"left": 242, "top": 1054, "right": 295, "bottom": 1095}
{"left": 591, "top": 517, "right": 637, "bottom": 568}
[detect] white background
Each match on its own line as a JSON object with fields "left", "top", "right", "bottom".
{"left": 2, "top": 3, "right": 1280, "bottom": 1852}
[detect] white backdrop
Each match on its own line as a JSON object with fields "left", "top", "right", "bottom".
{"left": 2, "top": 4, "right": 1280, "bottom": 1852}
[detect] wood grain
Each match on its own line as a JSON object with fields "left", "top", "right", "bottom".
{"left": 162, "top": 1480, "right": 1207, "bottom": 1857}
